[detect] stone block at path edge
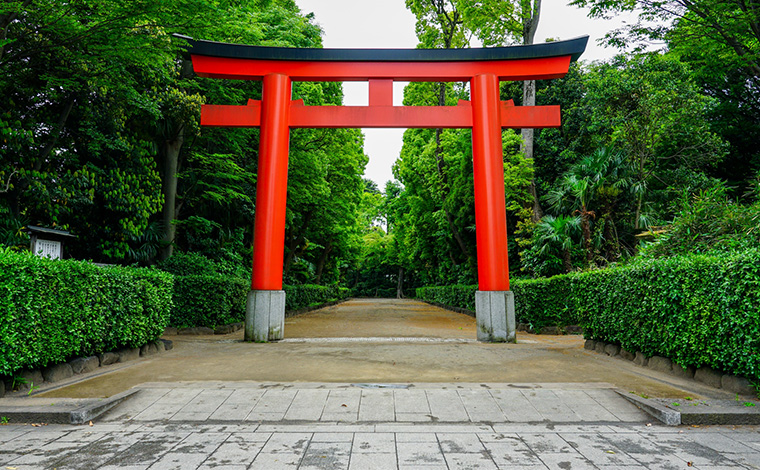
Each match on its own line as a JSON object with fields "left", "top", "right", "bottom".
{"left": 140, "top": 342, "right": 159, "bottom": 357}
{"left": 672, "top": 364, "right": 695, "bottom": 379}
{"left": 16, "top": 369, "right": 44, "bottom": 391}
{"left": 160, "top": 339, "right": 174, "bottom": 351}
{"left": 154, "top": 340, "right": 165, "bottom": 352}
{"left": 620, "top": 348, "right": 635, "bottom": 361}
{"left": 604, "top": 343, "right": 620, "bottom": 357}
{"left": 42, "top": 363, "right": 73, "bottom": 383}
{"left": 69, "top": 356, "right": 99, "bottom": 374}
{"left": 648, "top": 356, "right": 673, "bottom": 373}
{"left": 117, "top": 347, "right": 140, "bottom": 363}
{"left": 634, "top": 351, "right": 649, "bottom": 367}
{"left": 722, "top": 374, "right": 756, "bottom": 396}
{"left": 594, "top": 341, "right": 606, "bottom": 354}
{"left": 695, "top": 366, "right": 723, "bottom": 388}
{"left": 584, "top": 339, "right": 595, "bottom": 351}
{"left": 99, "top": 352, "right": 119, "bottom": 366}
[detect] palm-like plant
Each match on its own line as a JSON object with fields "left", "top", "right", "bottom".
{"left": 534, "top": 215, "right": 581, "bottom": 273}
{"left": 545, "top": 148, "right": 636, "bottom": 265}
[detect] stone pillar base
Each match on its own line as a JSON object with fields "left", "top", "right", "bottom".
{"left": 475, "top": 290, "right": 515, "bottom": 343}
{"left": 245, "top": 290, "right": 286, "bottom": 342}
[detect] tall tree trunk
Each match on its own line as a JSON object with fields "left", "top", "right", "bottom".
{"left": 160, "top": 123, "right": 184, "bottom": 260}
{"left": 520, "top": 0, "right": 543, "bottom": 223}
{"left": 396, "top": 266, "right": 404, "bottom": 299}
{"left": 38, "top": 97, "right": 75, "bottom": 169}
{"left": 314, "top": 240, "right": 333, "bottom": 284}
{"left": 283, "top": 210, "right": 313, "bottom": 275}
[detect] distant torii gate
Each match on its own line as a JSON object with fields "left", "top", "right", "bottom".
{"left": 185, "top": 35, "right": 588, "bottom": 343}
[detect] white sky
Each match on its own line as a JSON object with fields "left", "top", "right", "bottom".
{"left": 294, "top": 0, "right": 635, "bottom": 188}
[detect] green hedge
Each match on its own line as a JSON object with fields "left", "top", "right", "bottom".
{"left": 416, "top": 251, "right": 760, "bottom": 383}
{"left": 0, "top": 251, "right": 173, "bottom": 376}
{"left": 415, "top": 285, "right": 477, "bottom": 311}
{"left": 170, "top": 275, "right": 248, "bottom": 328}
{"left": 415, "top": 282, "right": 578, "bottom": 331}
{"left": 167, "top": 277, "right": 351, "bottom": 328}
{"left": 284, "top": 284, "right": 351, "bottom": 311}
{"left": 576, "top": 252, "right": 760, "bottom": 383}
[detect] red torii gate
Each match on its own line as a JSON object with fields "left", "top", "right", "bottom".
{"left": 184, "top": 36, "right": 588, "bottom": 343}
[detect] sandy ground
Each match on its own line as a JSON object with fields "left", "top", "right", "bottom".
{"left": 38, "top": 299, "right": 736, "bottom": 400}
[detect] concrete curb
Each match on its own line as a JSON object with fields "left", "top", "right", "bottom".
{"left": 615, "top": 389, "right": 760, "bottom": 426}
{"left": 615, "top": 389, "right": 681, "bottom": 426}
{"left": 0, "top": 389, "right": 138, "bottom": 425}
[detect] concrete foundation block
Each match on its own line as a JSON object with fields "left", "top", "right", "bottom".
{"left": 475, "top": 291, "right": 515, "bottom": 343}
{"left": 245, "top": 290, "right": 286, "bottom": 342}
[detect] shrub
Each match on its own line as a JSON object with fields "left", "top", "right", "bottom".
{"left": 0, "top": 250, "right": 173, "bottom": 376}
{"left": 169, "top": 275, "right": 248, "bottom": 328}
{"left": 417, "top": 251, "right": 760, "bottom": 383}
{"left": 416, "top": 285, "right": 477, "bottom": 311}
{"left": 284, "top": 284, "right": 350, "bottom": 311}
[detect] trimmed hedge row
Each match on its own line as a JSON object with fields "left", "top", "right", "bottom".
{"left": 416, "top": 251, "right": 760, "bottom": 384}
{"left": 170, "top": 275, "right": 248, "bottom": 328}
{"left": 284, "top": 284, "right": 351, "bottom": 311}
{"left": 0, "top": 251, "right": 173, "bottom": 376}
{"left": 167, "top": 276, "right": 351, "bottom": 328}
{"left": 576, "top": 252, "right": 760, "bottom": 384}
{"left": 415, "top": 285, "right": 477, "bottom": 312}
{"left": 416, "top": 281, "right": 578, "bottom": 331}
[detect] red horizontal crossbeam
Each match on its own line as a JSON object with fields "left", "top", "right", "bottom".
{"left": 191, "top": 55, "right": 572, "bottom": 82}
{"left": 201, "top": 100, "right": 560, "bottom": 129}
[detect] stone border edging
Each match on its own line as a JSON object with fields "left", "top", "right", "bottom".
{"left": 615, "top": 389, "right": 681, "bottom": 426}
{"left": 0, "top": 389, "right": 139, "bottom": 425}
{"left": 1, "top": 339, "right": 173, "bottom": 399}
{"left": 584, "top": 339, "right": 757, "bottom": 397}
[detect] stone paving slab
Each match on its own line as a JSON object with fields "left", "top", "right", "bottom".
{"left": 3, "top": 420, "right": 760, "bottom": 469}
{"left": 99, "top": 383, "right": 650, "bottom": 425}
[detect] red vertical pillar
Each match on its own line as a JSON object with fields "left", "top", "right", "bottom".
{"left": 251, "top": 73, "right": 292, "bottom": 291}
{"left": 471, "top": 73, "right": 510, "bottom": 291}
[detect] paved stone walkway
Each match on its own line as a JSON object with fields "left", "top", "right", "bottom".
{"left": 102, "top": 383, "right": 647, "bottom": 424}
{"left": 3, "top": 383, "right": 760, "bottom": 469}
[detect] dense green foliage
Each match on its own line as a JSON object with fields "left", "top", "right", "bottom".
{"left": 417, "top": 251, "right": 760, "bottom": 383}
{"left": 416, "top": 282, "right": 580, "bottom": 331}
{"left": 169, "top": 275, "right": 248, "bottom": 328}
{"left": 416, "top": 285, "right": 477, "bottom": 311}
{"left": 283, "top": 284, "right": 351, "bottom": 311}
{"left": 579, "top": 251, "right": 760, "bottom": 383}
{"left": 156, "top": 252, "right": 350, "bottom": 327}
{"left": 0, "top": 250, "right": 173, "bottom": 376}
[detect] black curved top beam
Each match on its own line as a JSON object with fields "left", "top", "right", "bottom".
{"left": 177, "top": 35, "right": 589, "bottom": 63}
